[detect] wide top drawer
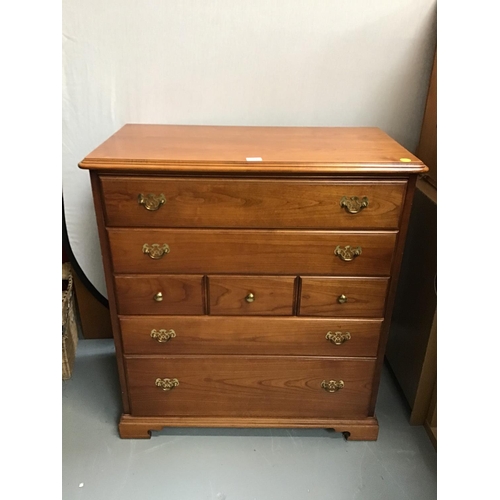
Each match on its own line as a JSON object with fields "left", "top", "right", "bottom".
{"left": 100, "top": 177, "right": 406, "bottom": 229}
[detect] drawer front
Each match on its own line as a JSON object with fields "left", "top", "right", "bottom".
{"left": 114, "top": 275, "right": 204, "bottom": 315}
{"left": 299, "top": 278, "right": 389, "bottom": 317}
{"left": 209, "top": 276, "right": 295, "bottom": 316}
{"left": 108, "top": 229, "right": 396, "bottom": 276}
{"left": 119, "top": 316, "right": 383, "bottom": 356}
{"left": 101, "top": 176, "right": 406, "bottom": 229}
{"left": 125, "top": 356, "right": 375, "bottom": 418}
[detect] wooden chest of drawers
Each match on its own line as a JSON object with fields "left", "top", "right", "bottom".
{"left": 80, "top": 125, "right": 427, "bottom": 440}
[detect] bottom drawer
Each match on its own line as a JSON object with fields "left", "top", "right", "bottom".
{"left": 125, "top": 356, "right": 375, "bottom": 418}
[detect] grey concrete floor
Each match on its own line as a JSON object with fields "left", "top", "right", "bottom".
{"left": 62, "top": 340, "right": 436, "bottom": 500}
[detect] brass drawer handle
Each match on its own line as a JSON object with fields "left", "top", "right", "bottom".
{"left": 245, "top": 292, "right": 255, "bottom": 303}
{"left": 326, "top": 331, "right": 351, "bottom": 345}
{"left": 334, "top": 245, "right": 362, "bottom": 262}
{"left": 138, "top": 193, "right": 166, "bottom": 211}
{"left": 337, "top": 294, "right": 347, "bottom": 304}
{"left": 155, "top": 378, "right": 179, "bottom": 391}
{"left": 150, "top": 328, "right": 176, "bottom": 343}
{"left": 340, "top": 196, "right": 368, "bottom": 214}
{"left": 142, "top": 243, "right": 170, "bottom": 259}
{"left": 153, "top": 292, "right": 163, "bottom": 302}
{"left": 321, "top": 380, "right": 344, "bottom": 393}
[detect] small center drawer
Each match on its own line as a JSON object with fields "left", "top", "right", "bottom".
{"left": 114, "top": 275, "right": 204, "bottom": 315}
{"left": 299, "top": 277, "right": 389, "bottom": 317}
{"left": 208, "top": 276, "right": 295, "bottom": 316}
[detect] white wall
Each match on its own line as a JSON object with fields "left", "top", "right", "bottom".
{"left": 63, "top": 0, "right": 436, "bottom": 297}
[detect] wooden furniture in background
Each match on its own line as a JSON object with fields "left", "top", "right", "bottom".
{"left": 417, "top": 52, "right": 437, "bottom": 188}
{"left": 386, "top": 51, "right": 437, "bottom": 448}
{"left": 80, "top": 124, "right": 427, "bottom": 440}
{"left": 386, "top": 180, "right": 436, "bottom": 423}
{"left": 72, "top": 271, "right": 113, "bottom": 339}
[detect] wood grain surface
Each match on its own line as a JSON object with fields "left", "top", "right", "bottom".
{"left": 101, "top": 176, "right": 406, "bottom": 229}
{"left": 118, "top": 415, "right": 379, "bottom": 440}
{"left": 79, "top": 124, "right": 427, "bottom": 174}
{"left": 208, "top": 276, "right": 295, "bottom": 316}
{"left": 89, "top": 173, "right": 131, "bottom": 411}
{"left": 119, "top": 316, "right": 383, "bottom": 357}
{"left": 125, "top": 355, "right": 376, "bottom": 418}
{"left": 80, "top": 124, "right": 425, "bottom": 440}
{"left": 299, "top": 277, "right": 389, "bottom": 317}
{"left": 114, "top": 275, "right": 204, "bottom": 315}
{"left": 108, "top": 229, "right": 397, "bottom": 276}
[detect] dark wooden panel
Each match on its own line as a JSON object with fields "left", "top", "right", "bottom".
{"left": 417, "top": 52, "right": 437, "bottom": 188}
{"left": 386, "top": 181, "right": 437, "bottom": 423}
{"left": 119, "top": 316, "right": 383, "bottom": 357}
{"left": 108, "top": 229, "right": 397, "bottom": 276}
{"left": 72, "top": 267, "right": 112, "bottom": 339}
{"left": 125, "top": 356, "right": 376, "bottom": 418}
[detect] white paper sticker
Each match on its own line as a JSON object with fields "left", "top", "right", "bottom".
{"left": 246, "top": 157, "right": 262, "bottom": 161}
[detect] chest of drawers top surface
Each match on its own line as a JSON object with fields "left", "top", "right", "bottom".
{"left": 80, "top": 124, "right": 426, "bottom": 441}
{"left": 79, "top": 124, "right": 426, "bottom": 174}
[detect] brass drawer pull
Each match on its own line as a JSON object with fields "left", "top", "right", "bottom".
{"left": 153, "top": 292, "right": 163, "bottom": 302}
{"left": 321, "top": 380, "right": 344, "bottom": 393}
{"left": 155, "top": 378, "right": 179, "bottom": 391}
{"left": 340, "top": 196, "right": 368, "bottom": 214}
{"left": 142, "top": 243, "right": 170, "bottom": 259}
{"left": 334, "top": 245, "right": 362, "bottom": 262}
{"left": 150, "top": 328, "right": 176, "bottom": 343}
{"left": 337, "top": 294, "right": 348, "bottom": 304}
{"left": 326, "top": 331, "right": 351, "bottom": 345}
{"left": 245, "top": 292, "right": 255, "bottom": 303}
{"left": 138, "top": 193, "right": 166, "bottom": 211}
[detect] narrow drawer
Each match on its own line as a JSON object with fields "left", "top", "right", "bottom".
{"left": 125, "top": 356, "right": 376, "bottom": 418}
{"left": 101, "top": 176, "right": 406, "bottom": 229}
{"left": 114, "top": 275, "right": 204, "bottom": 315}
{"left": 119, "top": 316, "right": 383, "bottom": 356}
{"left": 208, "top": 276, "right": 295, "bottom": 316}
{"left": 108, "top": 229, "right": 397, "bottom": 276}
{"left": 299, "top": 277, "right": 389, "bottom": 317}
